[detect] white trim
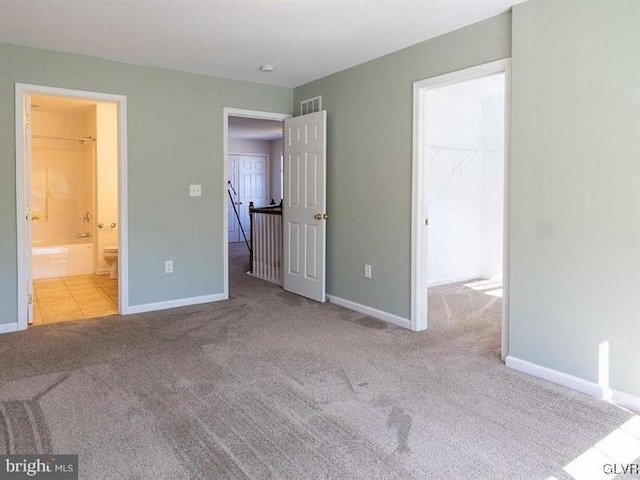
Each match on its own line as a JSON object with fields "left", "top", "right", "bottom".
{"left": 327, "top": 294, "right": 412, "bottom": 330}
{"left": 410, "top": 59, "right": 512, "bottom": 347}
{"left": 126, "top": 293, "right": 225, "bottom": 315}
{"left": 0, "top": 323, "right": 19, "bottom": 335}
{"left": 501, "top": 63, "right": 512, "bottom": 361}
{"left": 15, "top": 83, "right": 129, "bottom": 329}
{"left": 222, "top": 108, "right": 291, "bottom": 300}
{"left": 506, "top": 356, "right": 640, "bottom": 414}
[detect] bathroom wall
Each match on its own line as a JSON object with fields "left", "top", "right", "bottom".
{"left": 95, "top": 102, "right": 118, "bottom": 274}
{"left": 31, "top": 107, "right": 94, "bottom": 247}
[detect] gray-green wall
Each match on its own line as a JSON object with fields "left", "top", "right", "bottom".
{"left": 294, "top": 13, "right": 512, "bottom": 319}
{"left": 0, "top": 44, "right": 292, "bottom": 324}
{"left": 510, "top": 0, "right": 639, "bottom": 396}
{"left": 294, "top": 1, "right": 639, "bottom": 398}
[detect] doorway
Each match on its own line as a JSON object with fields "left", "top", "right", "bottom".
{"left": 15, "top": 84, "right": 128, "bottom": 330}
{"left": 227, "top": 114, "right": 285, "bottom": 244}
{"left": 411, "top": 59, "right": 511, "bottom": 358}
{"left": 222, "top": 108, "right": 290, "bottom": 298}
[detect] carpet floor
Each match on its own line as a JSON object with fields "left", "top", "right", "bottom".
{"left": 0, "top": 243, "right": 637, "bottom": 479}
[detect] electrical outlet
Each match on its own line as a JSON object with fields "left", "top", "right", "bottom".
{"left": 165, "top": 260, "right": 174, "bottom": 274}
{"left": 364, "top": 264, "right": 372, "bottom": 279}
{"left": 189, "top": 184, "right": 202, "bottom": 197}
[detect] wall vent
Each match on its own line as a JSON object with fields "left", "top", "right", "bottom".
{"left": 300, "top": 96, "right": 322, "bottom": 116}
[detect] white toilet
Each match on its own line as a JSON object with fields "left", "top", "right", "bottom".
{"left": 103, "top": 246, "right": 118, "bottom": 279}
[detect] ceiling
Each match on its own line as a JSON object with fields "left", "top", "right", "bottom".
{"left": 228, "top": 117, "right": 283, "bottom": 141}
{"left": 0, "top": 1, "right": 524, "bottom": 88}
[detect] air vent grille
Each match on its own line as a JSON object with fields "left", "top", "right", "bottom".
{"left": 300, "top": 96, "right": 322, "bottom": 116}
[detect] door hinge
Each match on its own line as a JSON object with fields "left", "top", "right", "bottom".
{"left": 25, "top": 115, "right": 31, "bottom": 126}
{"left": 28, "top": 294, "right": 33, "bottom": 305}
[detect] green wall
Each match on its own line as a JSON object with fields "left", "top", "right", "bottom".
{"left": 0, "top": 43, "right": 292, "bottom": 324}
{"left": 294, "top": 0, "right": 639, "bottom": 398}
{"left": 294, "top": 13, "right": 512, "bottom": 319}
{"left": 510, "top": 0, "right": 640, "bottom": 396}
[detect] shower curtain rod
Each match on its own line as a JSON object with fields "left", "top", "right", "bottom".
{"left": 32, "top": 135, "right": 96, "bottom": 142}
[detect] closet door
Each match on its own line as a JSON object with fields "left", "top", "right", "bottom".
{"left": 227, "top": 155, "right": 240, "bottom": 243}
{"left": 228, "top": 154, "right": 268, "bottom": 243}
{"left": 238, "top": 155, "right": 268, "bottom": 237}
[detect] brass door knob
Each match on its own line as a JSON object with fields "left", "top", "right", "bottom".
{"left": 314, "top": 213, "right": 329, "bottom": 220}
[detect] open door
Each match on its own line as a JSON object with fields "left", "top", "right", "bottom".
{"left": 24, "top": 94, "right": 34, "bottom": 325}
{"left": 283, "top": 111, "right": 327, "bottom": 302}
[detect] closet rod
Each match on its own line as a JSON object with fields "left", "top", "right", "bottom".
{"left": 32, "top": 135, "right": 96, "bottom": 142}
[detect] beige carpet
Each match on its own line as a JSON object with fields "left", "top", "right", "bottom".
{"left": 0, "top": 243, "right": 636, "bottom": 479}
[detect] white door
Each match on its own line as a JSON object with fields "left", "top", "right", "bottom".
{"left": 24, "top": 94, "right": 34, "bottom": 325}
{"left": 227, "top": 154, "right": 240, "bottom": 243}
{"left": 238, "top": 155, "right": 268, "bottom": 237}
{"left": 228, "top": 154, "right": 268, "bottom": 243}
{"left": 283, "top": 111, "right": 327, "bottom": 302}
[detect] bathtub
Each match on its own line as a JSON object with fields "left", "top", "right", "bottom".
{"left": 32, "top": 243, "right": 95, "bottom": 279}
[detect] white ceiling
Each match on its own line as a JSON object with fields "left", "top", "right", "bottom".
{"left": 228, "top": 117, "right": 283, "bottom": 141}
{"left": 0, "top": 1, "right": 523, "bottom": 88}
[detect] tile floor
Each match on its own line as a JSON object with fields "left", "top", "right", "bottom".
{"left": 33, "top": 275, "right": 118, "bottom": 325}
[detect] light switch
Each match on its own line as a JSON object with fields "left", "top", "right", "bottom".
{"left": 189, "top": 184, "right": 202, "bottom": 197}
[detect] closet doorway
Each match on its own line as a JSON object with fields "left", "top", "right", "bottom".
{"left": 411, "top": 59, "right": 511, "bottom": 358}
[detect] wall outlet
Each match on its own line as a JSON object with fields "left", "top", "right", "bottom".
{"left": 189, "top": 184, "right": 202, "bottom": 197}
{"left": 165, "top": 260, "right": 174, "bottom": 274}
{"left": 364, "top": 264, "right": 372, "bottom": 279}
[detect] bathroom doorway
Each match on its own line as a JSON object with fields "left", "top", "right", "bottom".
{"left": 15, "top": 84, "right": 128, "bottom": 330}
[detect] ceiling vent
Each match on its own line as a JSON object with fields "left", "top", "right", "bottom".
{"left": 300, "top": 96, "right": 322, "bottom": 116}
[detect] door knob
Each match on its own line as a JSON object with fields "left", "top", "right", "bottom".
{"left": 314, "top": 213, "right": 329, "bottom": 220}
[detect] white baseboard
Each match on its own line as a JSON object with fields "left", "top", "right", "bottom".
{"left": 506, "top": 356, "right": 640, "bottom": 414}
{"left": 125, "top": 293, "right": 225, "bottom": 315}
{"left": 0, "top": 322, "right": 20, "bottom": 335}
{"left": 327, "top": 295, "right": 411, "bottom": 330}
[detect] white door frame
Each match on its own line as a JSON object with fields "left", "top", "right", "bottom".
{"left": 15, "top": 83, "right": 129, "bottom": 330}
{"left": 222, "top": 108, "right": 291, "bottom": 299}
{"left": 410, "top": 59, "right": 512, "bottom": 359}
